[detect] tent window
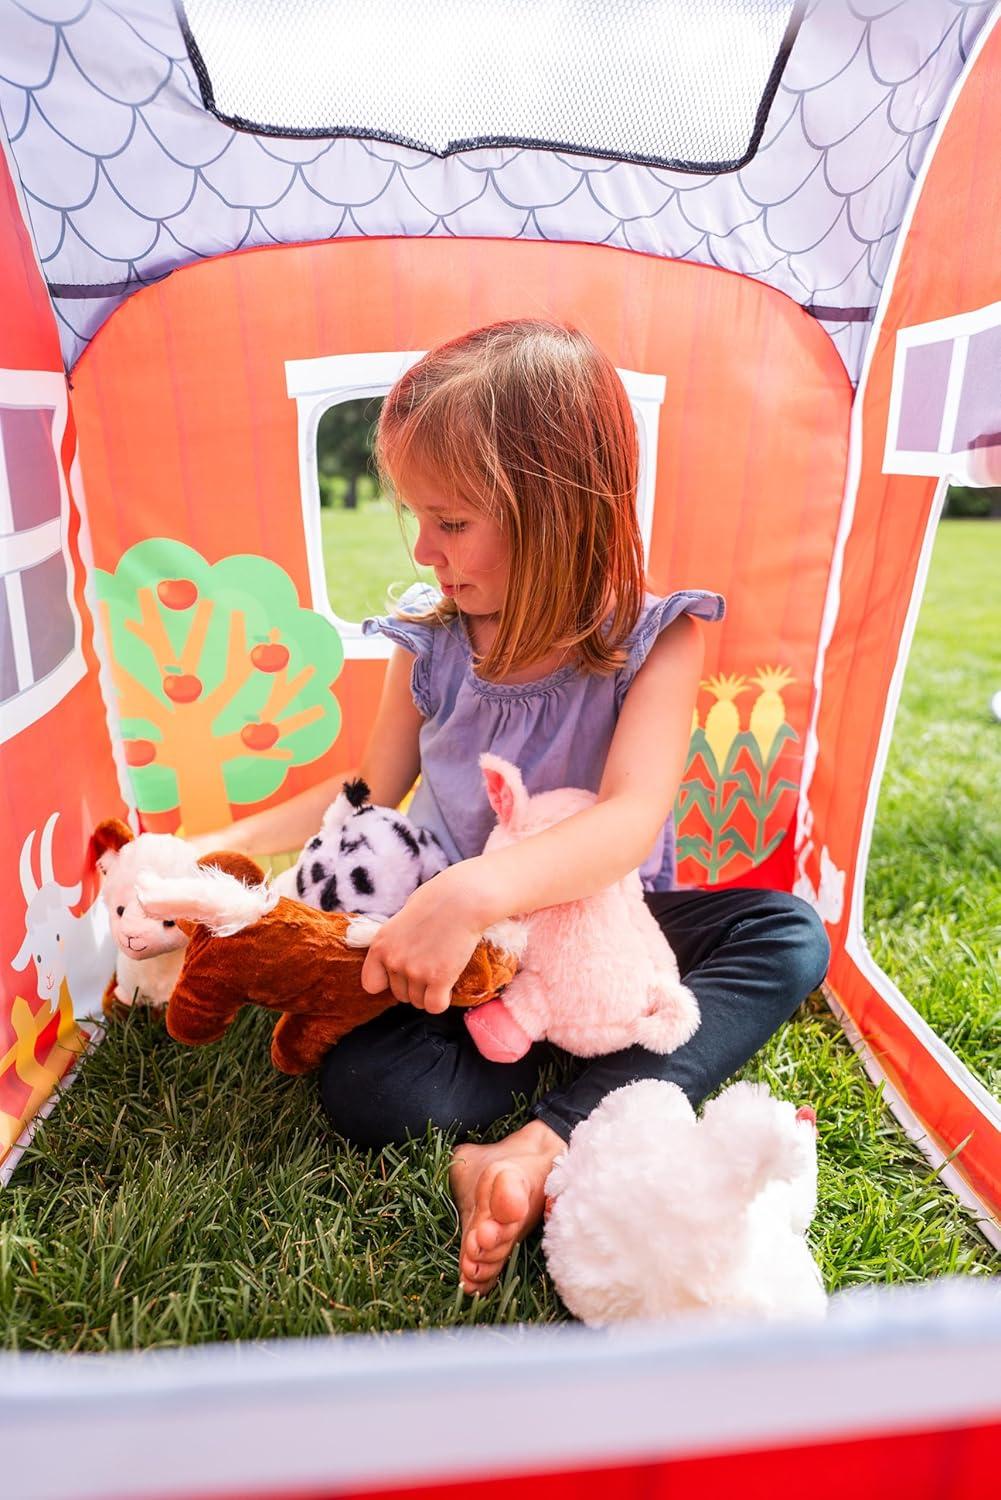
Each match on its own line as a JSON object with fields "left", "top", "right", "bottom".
{"left": 286, "top": 350, "right": 665, "bottom": 654}
{"left": 0, "top": 382, "right": 85, "bottom": 744}
{"left": 0, "top": 407, "right": 75, "bottom": 698}
{"left": 180, "top": 0, "right": 803, "bottom": 173}
{"left": 315, "top": 396, "right": 433, "bottom": 625}
{"left": 885, "top": 306, "right": 1001, "bottom": 485}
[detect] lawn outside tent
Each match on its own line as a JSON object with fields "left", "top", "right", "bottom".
{"left": 1, "top": 14, "right": 1000, "bottom": 1498}
{"left": 2, "top": 518, "right": 996, "bottom": 1353}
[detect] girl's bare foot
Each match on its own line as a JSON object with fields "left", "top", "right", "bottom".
{"left": 449, "top": 1119, "right": 564, "bottom": 1294}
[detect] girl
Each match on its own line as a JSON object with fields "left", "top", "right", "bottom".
{"left": 202, "top": 320, "right": 829, "bottom": 1296}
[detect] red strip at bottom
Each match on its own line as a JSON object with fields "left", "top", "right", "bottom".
{"left": 169, "top": 1418, "right": 1001, "bottom": 1500}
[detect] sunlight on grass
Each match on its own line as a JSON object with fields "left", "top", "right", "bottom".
{"left": 321, "top": 502, "right": 435, "bottom": 623}
{"left": 864, "top": 521, "right": 1000, "bottom": 1095}
{"left": 2, "top": 522, "right": 998, "bottom": 1352}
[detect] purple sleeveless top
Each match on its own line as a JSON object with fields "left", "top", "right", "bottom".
{"left": 362, "top": 584, "right": 725, "bottom": 891}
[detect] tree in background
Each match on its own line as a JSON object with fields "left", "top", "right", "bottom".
{"left": 945, "top": 486, "right": 1001, "bottom": 518}
{"left": 96, "top": 540, "right": 343, "bottom": 834}
{"left": 317, "top": 397, "right": 382, "bottom": 510}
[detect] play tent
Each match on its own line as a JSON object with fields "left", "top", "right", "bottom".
{"left": 1, "top": 1, "right": 999, "bottom": 1493}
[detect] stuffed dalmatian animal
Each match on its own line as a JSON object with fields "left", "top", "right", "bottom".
{"left": 274, "top": 778, "right": 448, "bottom": 922}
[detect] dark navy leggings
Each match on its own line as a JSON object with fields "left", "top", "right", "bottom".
{"left": 318, "top": 887, "right": 831, "bottom": 1148}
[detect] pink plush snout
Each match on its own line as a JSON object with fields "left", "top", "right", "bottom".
{"left": 464, "top": 999, "right": 534, "bottom": 1063}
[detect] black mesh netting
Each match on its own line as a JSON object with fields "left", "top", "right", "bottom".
{"left": 179, "top": 0, "right": 802, "bottom": 172}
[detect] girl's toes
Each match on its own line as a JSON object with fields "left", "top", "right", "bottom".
{"left": 470, "top": 1218, "right": 503, "bottom": 1257}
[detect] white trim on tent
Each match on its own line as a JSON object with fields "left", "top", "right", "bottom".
{"left": 285, "top": 351, "right": 665, "bottom": 658}
{"left": 791, "top": 8, "right": 1001, "bottom": 1238}
{"left": 795, "top": 7, "right": 1001, "bottom": 857}
{"left": 0, "top": 369, "right": 87, "bottom": 744}
{"left": 884, "top": 299, "right": 1001, "bottom": 480}
{"left": 70, "top": 449, "right": 140, "bottom": 831}
{"left": 286, "top": 350, "right": 422, "bottom": 660}
{"left": 844, "top": 475, "right": 999, "bottom": 1121}
{"left": 0, "top": 1024, "right": 100, "bottom": 1189}
{"left": 840, "top": 480, "right": 1000, "bottom": 1248}
{"left": 4, "top": 1278, "right": 1001, "bottom": 1500}
{"left": 825, "top": 986, "right": 1001, "bottom": 1253}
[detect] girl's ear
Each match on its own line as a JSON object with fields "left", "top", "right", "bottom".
{"left": 479, "top": 754, "right": 528, "bottom": 829}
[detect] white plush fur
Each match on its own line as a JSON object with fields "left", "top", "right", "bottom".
{"left": 481, "top": 917, "right": 530, "bottom": 961}
{"left": 468, "top": 754, "right": 699, "bottom": 1057}
{"left": 342, "top": 913, "right": 530, "bottom": 958}
{"left": 136, "top": 865, "right": 278, "bottom": 936}
{"left": 543, "top": 1079, "right": 826, "bottom": 1327}
{"left": 342, "top": 914, "right": 386, "bottom": 949}
{"left": 99, "top": 833, "right": 280, "bottom": 1009}
{"left": 97, "top": 833, "right": 201, "bottom": 1008}
{"left": 280, "top": 780, "right": 448, "bottom": 920}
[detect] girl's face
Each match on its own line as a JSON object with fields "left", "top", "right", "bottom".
{"left": 400, "top": 463, "right": 510, "bottom": 618}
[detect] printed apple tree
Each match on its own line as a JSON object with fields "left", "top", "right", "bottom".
{"left": 95, "top": 540, "right": 343, "bottom": 834}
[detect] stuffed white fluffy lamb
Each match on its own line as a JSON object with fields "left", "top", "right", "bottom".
{"left": 543, "top": 1079, "right": 826, "bottom": 1327}
{"left": 273, "top": 778, "right": 448, "bottom": 920}
{"left": 93, "top": 822, "right": 201, "bottom": 1010}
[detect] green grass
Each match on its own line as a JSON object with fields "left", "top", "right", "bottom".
{"left": 320, "top": 500, "right": 435, "bottom": 622}
{"left": 2, "top": 521, "right": 998, "bottom": 1352}
{"left": 864, "top": 521, "right": 1001, "bottom": 1095}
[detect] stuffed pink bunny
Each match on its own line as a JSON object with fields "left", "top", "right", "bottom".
{"left": 464, "top": 755, "right": 700, "bottom": 1062}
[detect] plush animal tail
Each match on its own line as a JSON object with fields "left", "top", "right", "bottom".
{"left": 342, "top": 777, "right": 371, "bottom": 808}
{"left": 136, "top": 865, "right": 279, "bottom": 936}
{"left": 632, "top": 982, "right": 701, "bottom": 1054}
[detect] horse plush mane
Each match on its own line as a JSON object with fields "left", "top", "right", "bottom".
{"left": 93, "top": 821, "right": 521, "bottom": 1075}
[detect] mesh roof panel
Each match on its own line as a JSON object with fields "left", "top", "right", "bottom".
{"left": 180, "top": 0, "right": 801, "bottom": 171}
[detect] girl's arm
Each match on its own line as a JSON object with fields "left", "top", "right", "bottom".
{"left": 188, "top": 646, "right": 424, "bottom": 856}
{"left": 362, "top": 614, "right": 704, "bottom": 1011}
{"left": 470, "top": 612, "right": 705, "bottom": 911}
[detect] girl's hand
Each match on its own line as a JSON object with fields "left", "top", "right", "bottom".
{"left": 186, "top": 828, "right": 238, "bottom": 860}
{"left": 360, "top": 862, "right": 492, "bottom": 1014}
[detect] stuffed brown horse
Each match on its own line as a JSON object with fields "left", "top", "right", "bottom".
{"left": 94, "top": 821, "right": 520, "bottom": 1075}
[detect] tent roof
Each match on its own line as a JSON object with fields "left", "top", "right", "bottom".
{"left": 181, "top": 0, "right": 799, "bottom": 168}
{"left": 0, "top": 0, "right": 991, "bottom": 376}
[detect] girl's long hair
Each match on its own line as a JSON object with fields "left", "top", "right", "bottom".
{"left": 375, "top": 320, "right": 646, "bottom": 680}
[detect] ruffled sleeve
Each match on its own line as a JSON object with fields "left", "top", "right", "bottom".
{"left": 361, "top": 582, "right": 442, "bottom": 717}
{"left": 614, "top": 589, "right": 726, "bottom": 712}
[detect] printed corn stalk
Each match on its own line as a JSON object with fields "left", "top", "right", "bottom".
{"left": 746, "top": 666, "right": 799, "bottom": 861}
{"left": 676, "top": 666, "right": 800, "bottom": 883}
{"left": 677, "top": 674, "right": 751, "bottom": 883}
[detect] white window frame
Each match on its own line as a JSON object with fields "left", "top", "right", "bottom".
{"left": 0, "top": 368, "right": 86, "bottom": 743}
{"left": 884, "top": 300, "right": 1001, "bottom": 484}
{"left": 286, "top": 350, "right": 666, "bottom": 659}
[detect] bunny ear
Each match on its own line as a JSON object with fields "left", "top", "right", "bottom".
{"left": 479, "top": 754, "right": 528, "bottom": 829}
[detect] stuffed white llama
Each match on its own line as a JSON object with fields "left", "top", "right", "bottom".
{"left": 94, "top": 827, "right": 202, "bottom": 1009}
{"left": 463, "top": 754, "right": 700, "bottom": 1061}
{"left": 543, "top": 1079, "right": 826, "bottom": 1327}
{"left": 272, "top": 777, "right": 448, "bottom": 919}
